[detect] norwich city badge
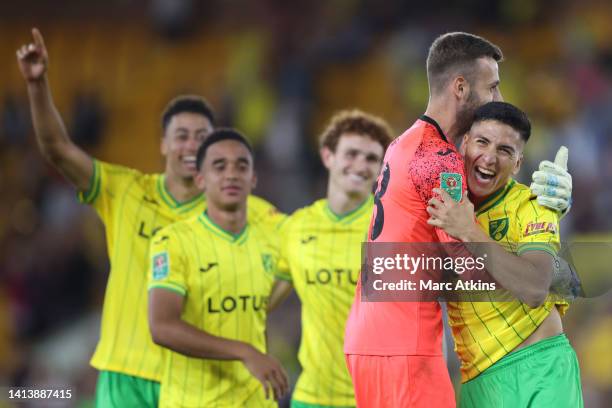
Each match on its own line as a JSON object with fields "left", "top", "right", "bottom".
{"left": 489, "top": 218, "right": 509, "bottom": 241}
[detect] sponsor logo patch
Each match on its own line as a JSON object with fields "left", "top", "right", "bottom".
{"left": 153, "top": 252, "right": 169, "bottom": 280}
{"left": 523, "top": 222, "right": 557, "bottom": 237}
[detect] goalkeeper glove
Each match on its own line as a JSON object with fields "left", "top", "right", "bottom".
{"left": 530, "top": 146, "right": 572, "bottom": 213}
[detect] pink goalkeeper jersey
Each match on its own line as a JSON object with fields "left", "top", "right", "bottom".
{"left": 344, "top": 115, "right": 466, "bottom": 356}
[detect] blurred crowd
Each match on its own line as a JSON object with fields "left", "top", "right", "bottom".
{"left": 0, "top": 0, "right": 611, "bottom": 406}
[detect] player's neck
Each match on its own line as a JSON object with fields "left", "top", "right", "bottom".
{"left": 470, "top": 193, "right": 486, "bottom": 208}
{"left": 424, "top": 101, "right": 462, "bottom": 145}
{"left": 164, "top": 173, "right": 201, "bottom": 203}
{"left": 327, "top": 188, "right": 368, "bottom": 217}
{"left": 206, "top": 205, "right": 247, "bottom": 235}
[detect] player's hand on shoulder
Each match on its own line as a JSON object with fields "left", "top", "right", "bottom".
{"left": 241, "top": 346, "right": 289, "bottom": 401}
{"left": 17, "top": 28, "right": 49, "bottom": 82}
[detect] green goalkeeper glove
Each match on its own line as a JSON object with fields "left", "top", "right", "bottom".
{"left": 530, "top": 146, "right": 572, "bottom": 213}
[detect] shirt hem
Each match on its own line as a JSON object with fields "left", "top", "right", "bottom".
{"left": 90, "top": 361, "right": 162, "bottom": 382}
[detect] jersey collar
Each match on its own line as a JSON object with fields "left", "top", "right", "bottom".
{"left": 157, "top": 175, "right": 206, "bottom": 213}
{"left": 198, "top": 211, "right": 249, "bottom": 244}
{"left": 419, "top": 115, "right": 449, "bottom": 143}
{"left": 475, "top": 179, "right": 516, "bottom": 215}
{"left": 323, "top": 195, "right": 373, "bottom": 224}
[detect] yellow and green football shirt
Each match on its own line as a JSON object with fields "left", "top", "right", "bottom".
{"left": 79, "top": 159, "right": 280, "bottom": 382}
{"left": 277, "top": 197, "right": 372, "bottom": 407}
{"left": 149, "top": 212, "right": 278, "bottom": 408}
{"left": 447, "top": 179, "right": 568, "bottom": 382}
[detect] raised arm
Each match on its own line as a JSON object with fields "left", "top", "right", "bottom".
{"left": 16, "top": 28, "right": 93, "bottom": 191}
{"left": 149, "top": 288, "right": 289, "bottom": 400}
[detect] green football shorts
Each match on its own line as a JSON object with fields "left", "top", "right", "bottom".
{"left": 459, "top": 334, "right": 583, "bottom": 408}
{"left": 95, "top": 370, "right": 160, "bottom": 407}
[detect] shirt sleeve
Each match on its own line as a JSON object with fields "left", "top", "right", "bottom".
{"left": 409, "top": 141, "right": 467, "bottom": 244}
{"left": 275, "top": 218, "right": 293, "bottom": 282}
{"left": 77, "top": 159, "right": 140, "bottom": 222}
{"left": 516, "top": 197, "right": 561, "bottom": 257}
{"left": 148, "top": 226, "right": 189, "bottom": 296}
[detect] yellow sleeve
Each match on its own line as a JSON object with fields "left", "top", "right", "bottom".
{"left": 77, "top": 160, "right": 140, "bottom": 221}
{"left": 148, "top": 227, "right": 189, "bottom": 296}
{"left": 247, "top": 195, "right": 287, "bottom": 228}
{"left": 275, "top": 216, "right": 293, "bottom": 282}
{"left": 516, "top": 197, "right": 561, "bottom": 257}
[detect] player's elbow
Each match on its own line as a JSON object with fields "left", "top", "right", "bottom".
{"left": 149, "top": 317, "right": 173, "bottom": 348}
{"left": 149, "top": 320, "right": 164, "bottom": 346}
{"left": 40, "top": 140, "right": 68, "bottom": 167}
{"left": 40, "top": 144, "right": 61, "bottom": 164}
{"left": 523, "top": 288, "right": 549, "bottom": 308}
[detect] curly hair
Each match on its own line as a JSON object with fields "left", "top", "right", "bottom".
{"left": 319, "top": 109, "right": 393, "bottom": 152}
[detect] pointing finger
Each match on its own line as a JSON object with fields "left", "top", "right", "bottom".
{"left": 32, "top": 27, "right": 45, "bottom": 48}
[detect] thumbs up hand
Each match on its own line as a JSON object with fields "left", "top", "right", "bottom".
{"left": 530, "top": 146, "right": 573, "bottom": 213}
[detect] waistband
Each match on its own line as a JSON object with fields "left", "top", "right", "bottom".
{"left": 479, "top": 334, "right": 570, "bottom": 378}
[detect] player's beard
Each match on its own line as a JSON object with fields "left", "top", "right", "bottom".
{"left": 455, "top": 91, "right": 481, "bottom": 141}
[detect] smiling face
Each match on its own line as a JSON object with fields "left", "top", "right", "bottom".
{"left": 462, "top": 119, "right": 525, "bottom": 203}
{"left": 195, "top": 140, "right": 256, "bottom": 211}
{"left": 321, "top": 133, "right": 385, "bottom": 200}
{"left": 161, "top": 112, "right": 214, "bottom": 181}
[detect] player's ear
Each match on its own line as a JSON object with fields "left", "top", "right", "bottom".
{"left": 452, "top": 75, "right": 469, "bottom": 101}
{"left": 513, "top": 153, "right": 523, "bottom": 176}
{"left": 160, "top": 134, "right": 168, "bottom": 156}
{"left": 251, "top": 171, "right": 258, "bottom": 189}
{"left": 320, "top": 146, "right": 333, "bottom": 170}
{"left": 195, "top": 170, "right": 206, "bottom": 191}
{"left": 460, "top": 133, "right": 469, "bottom": 155}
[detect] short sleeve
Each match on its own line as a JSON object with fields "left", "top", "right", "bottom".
{"left": 408, "top": 140, "right": 467, "bottom": 244}
{"left": 77, "top": 159, "right": 140, "bottom": 221}
{"left": 409, "top": 142, "right": 466, "bottom": 205}
{"left": 516, "top": 198, "right": 561, "bottom": 257}
{"left": 148, "top": 227, "right": 189, "bottom": 296}
{"left": 77, "top": 159, "right": 102, "bottom": 205}
{"left": 275, "top": 217, "right": 293, "bottom": 282}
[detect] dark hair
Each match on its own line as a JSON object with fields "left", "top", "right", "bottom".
{"left": 161, "top": 95, "right": 216, "bottom": 132}
{"left": 426, "top": 32, "right": 503, "bottom": 95}
{"left": 472, "top": 102, "right": 531, "bottom": 142}
{"left": 319, "top": 109, "right": 394, "bottom": 152}
{"left": 196, "top": 128, "right": 253, "bottom": 171}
